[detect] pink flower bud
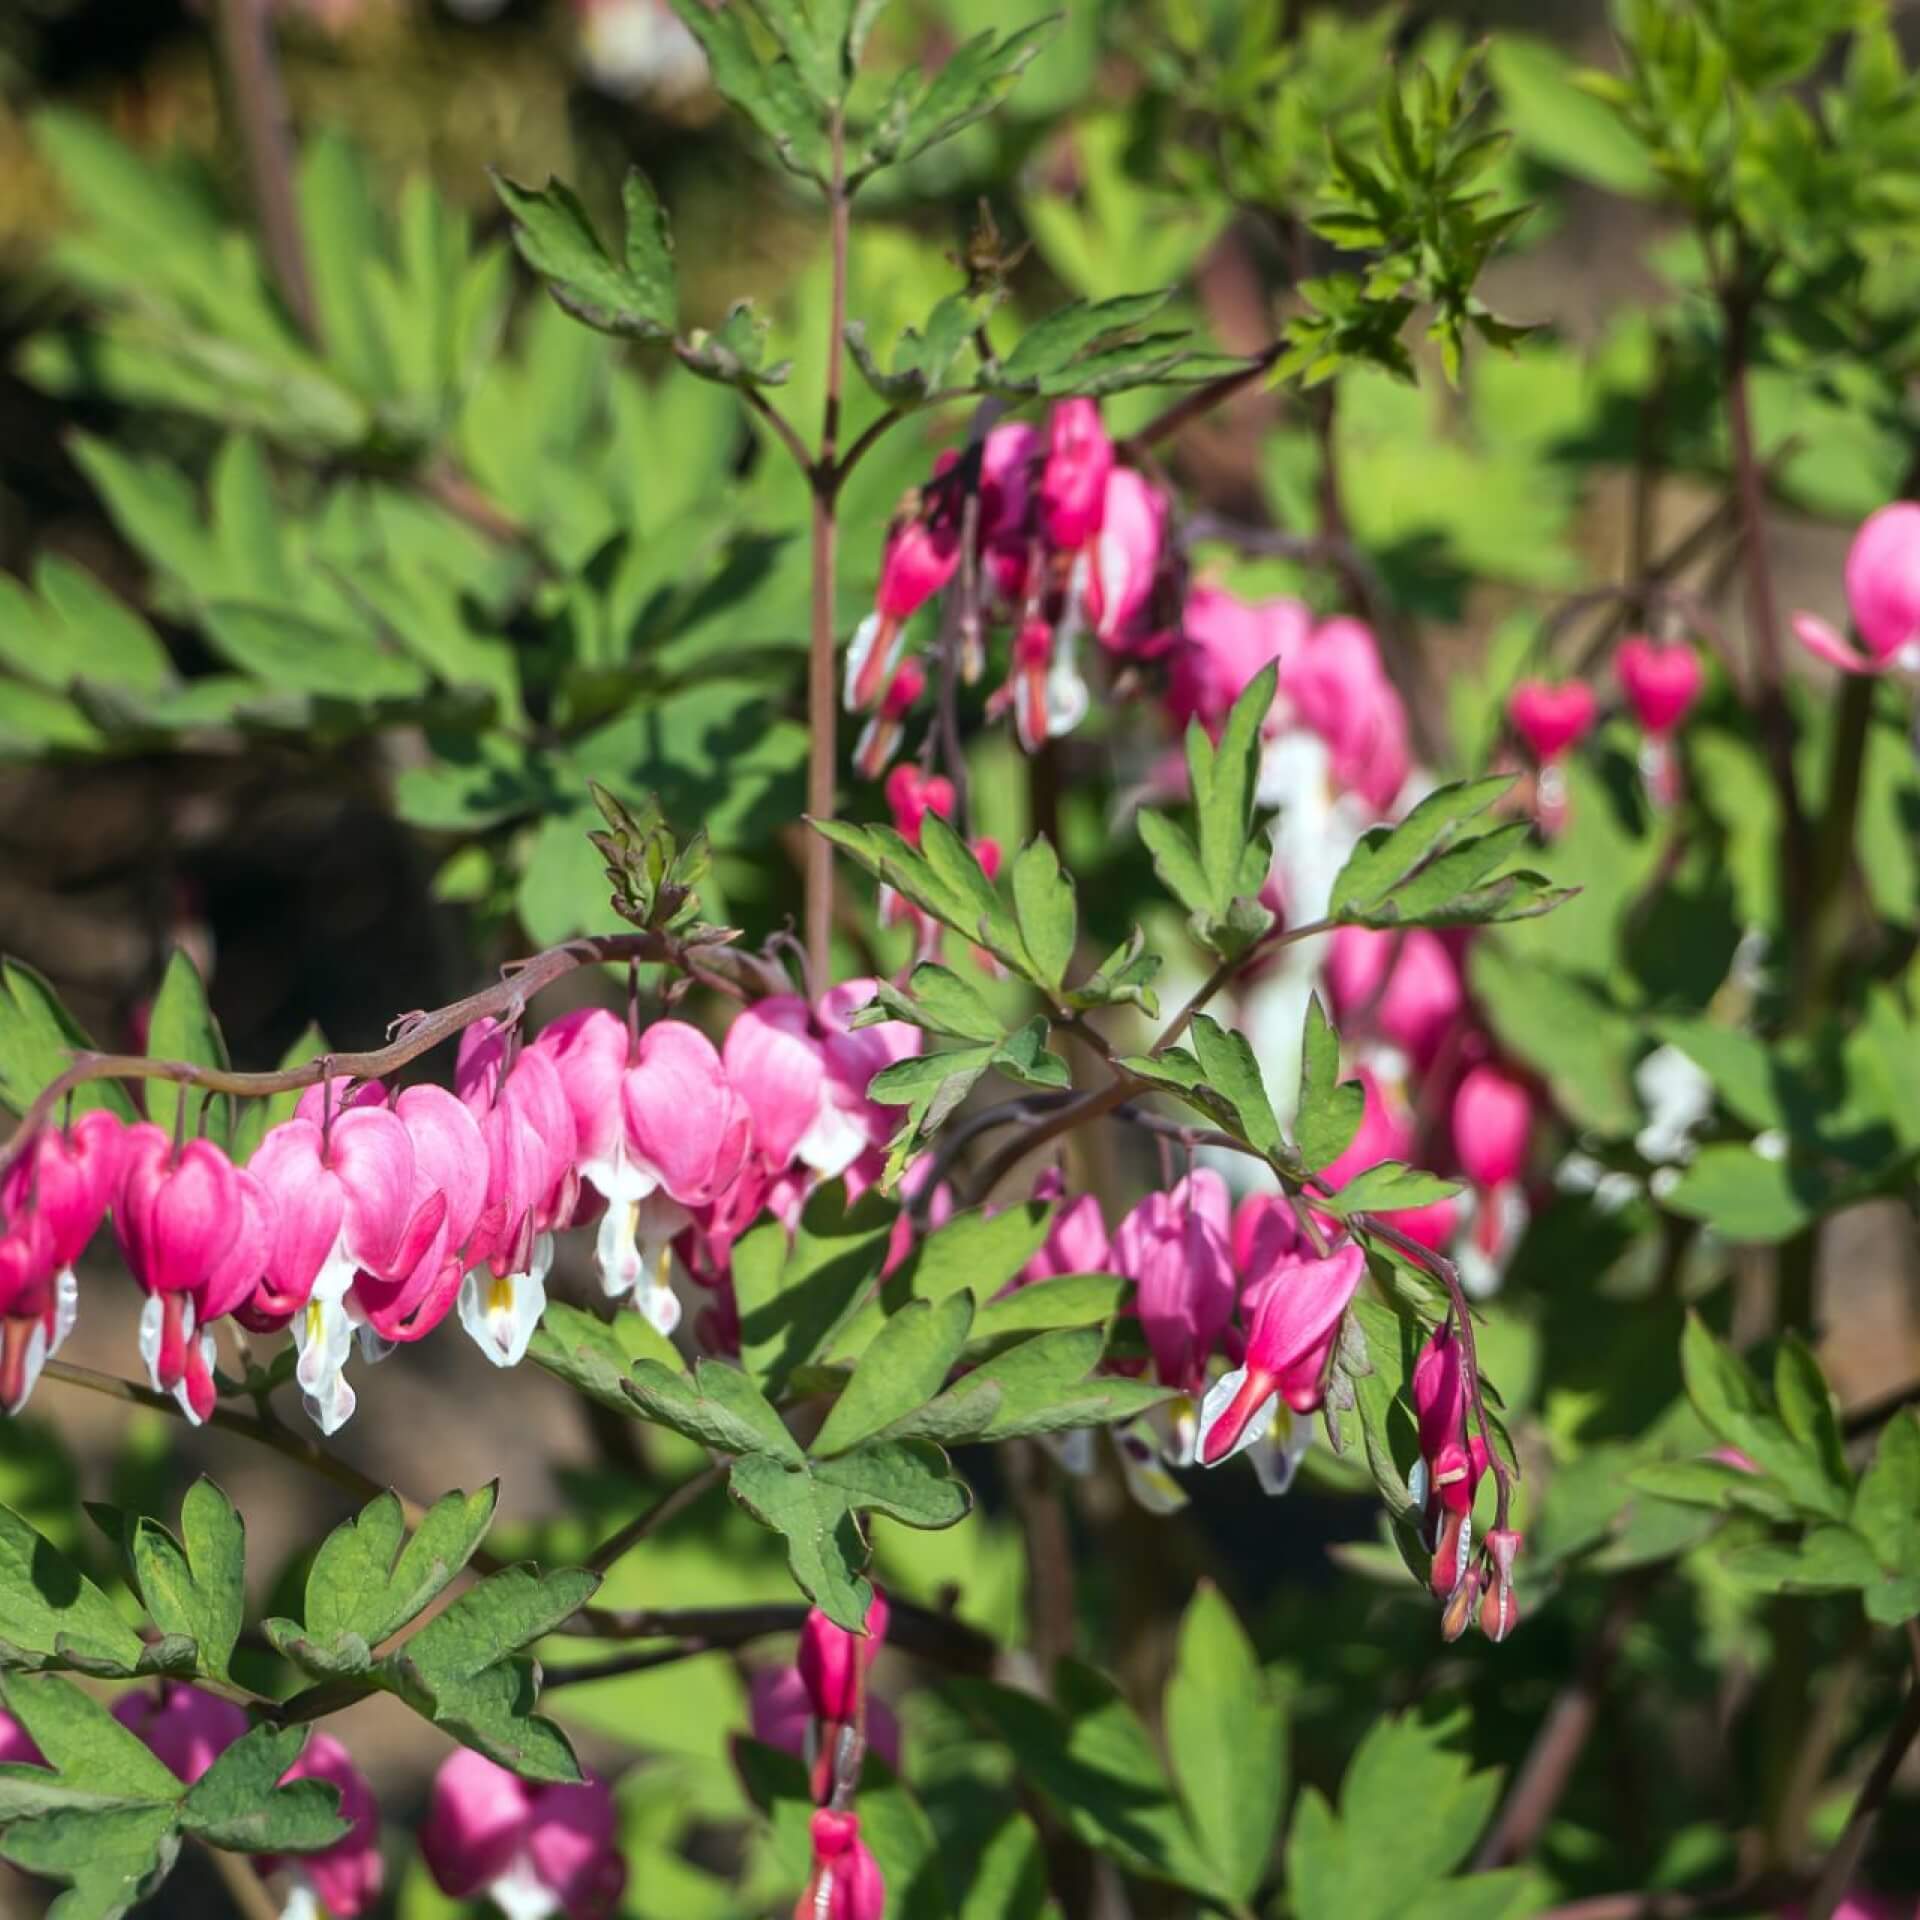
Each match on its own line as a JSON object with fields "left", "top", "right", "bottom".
{"left": 1507, "top": 678, "right": 1596, "bottom": 762}
{"left": 749, "top": 1665, "right": 902, "bottom": 1773}
{"left": 1229, "top": 1193, "right": 1298, "bottom": 1280}
{"left": 1113, "top": 1171, "right": 1235, "bottom": 1398}
{"left": 1616, "top": 637, "right": 1703, "bottom": 736}
{"left": 1039, "top": 398, "right": 1114, "bottom": 550}
{"left": 799, "top": 1809, "right": 887, "bottom": 1920}
{"left": 1021, "top": 1186, "right": 1111, "bottom": 1284}
{"left": 1085, "top": 467, "right": 1167, "bottom": 646}
{"left": 882, "top": 766, "right": 956, "bottom": 847}
{"left": 797, "top": 1589, "right": 890, "bottom": 1724}
{"left": 876, "top": 518, "right": 960, "bottom": 623}
{"left": 1325, "top": 928, "right": 1464, "bottom": 1070}
{"left": 1452, "top": 1065, "right": 1532, "bottom": 1193}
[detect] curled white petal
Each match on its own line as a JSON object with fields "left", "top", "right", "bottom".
{"left": 1195, "top": 1365, "right": 1278, "bottom": 1470}
{"left": 296, "top": 1291, "right": 358, "bottom": 1435}
{"left": 1250, "top": 1405, "right": 1312, "bottom": 1498}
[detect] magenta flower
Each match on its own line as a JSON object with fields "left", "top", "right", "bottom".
{"left": 349, "top": 1084, "right": 489, "bottom": 1346}
{"left": 1792, "top": 502, "right": 1920, "bottom": 674}
{"left": 0, "top": 1709, "right": 43, "bottom": 1767}
{"left": 1167, "top": 587, "right": 1302, "bottom": 736}
{"left": 798, "top": 1808, "right": 886, "bottom": 1920}
{"left": 1020, "top": 1170, "right": 1111, "bottom": 1284}
{"left": 1086, "top": 467, "right": 1167, "bottom": 649}
{"left": 1616, "top": 637, "right": 1703, "bottom": 736}
{"left": 1508, "top": 677, "right": 1596, "bottom": 836}
{"left": 1451, "top": 1063, "right": 1533, "bottom": 1295}
{"left": 749, "top": 1665, "right": 902, "bottom": 1774}
{"left": 1004, "top": 612, "right": 1090, "bottom": 754}
{"left": 882, "top": 764, "right": 955, "bottom": 844}
{"left": 853, "top": 655, "right": 927, "bottom": 780}
{"left": 1197, "top": 1243, "right": 1364, "bottom": 1467}
{"left": 1408, "top": 1322, "right": 1490, "bottom": 1601}
{"left": 1318, "top": 1069, "right": 1459, "bottom": 1254}
{"left": 423, "top": 1748, "right": 627, "bottom": 1920}
{"left": 1279, "top": 615, "right": 1412, "bottom": 814}
{"left": 844, "top": 516, "right": 958, "bottom": 715}
{"left": 268, "top": 1732, "right": 383, "bottom": 1919}
{"left": 112, "top": 1684, "right": 248, "bottom": 1784}
{"left": 0, "top": 1110, "right": 121, "bottom": 1414}
{"left": 456, "top": 1026, "right": 581, "bottom": 1364}
{"left": 1113, "top": 1171, "right": 1236, "bottom": 1398}
{"left": 245, "top": 1100, "right": 421, "bottom": 1432}
{"left": 1039, "top": 398, "right": 1114, "bottom": 551}
{"left": 977, "top": 420, "right": 1042, "bottom": 542}
{"left": 1325, "top": 927, "right": 1464, "bottom": 1071}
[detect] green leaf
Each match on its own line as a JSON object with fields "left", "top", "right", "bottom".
{"left": 1323, "top": 1163, "right": 1462, "bottom": 1217}
{"left": 1679, "top": 1316, "right": 1849, "bottom": 1521}
{"left": 1166, "top": 1583, "right": 1286, "bottom": 1902}
{"left": 867, "top": 964, "right": 1004, "bottom": 1043}
{"left": 28, "top": 558, "right": 172, "bottom": 696}
{"left": 1662, "top": 1146, "right": 1830, "bottom": 1244}
{"left": 954, "top": 1662, "right": 1225, "bottom": 1898}
{"left": 890, "top": 1326, "right": 1172, "bottom": 1444}
{"left": 200, "top": 603, "right": 430, "bottom": 704}
{"left": 528, "top": 1298, "right": 687, "bottom": 1414}
{"left": 729, "top": 1439, "right": 969, "bottom": 1630}
{"left": 492, "top": 169, "right": 675, "bottom": 340}
{"left": 991, "top": 1016, "right": 1071, "bottom": 1092}
{"left": 1189, "top": 1014, "right": 1284, "bottom": 1160}
{"left": 732, "top": 1183, "right": 899, "bottom": 1396}
{"left": 178, "top": 1725, "right": 349, "bottom": 1853}
{"left": 1284, "top": 1712, "right": 1508, "bottom": 1920}
{"left": 624, "top": 1359, "right": 804, "bottom": 1464}
{"left": 141, "top": 949, "right": 231, "bottom": 1144}
{"left": 1488, "top": 38, "right": 1660, "bottom": 196}
{"left": 0, "top": 960, "right": 135, "bottom": 1122}
{"left": 1297, "top": 993, "right": 1365, "bottom": 1171}
{"left": 1853, "top": 1413, "right": 1920, "bottom": 1575}
{"left": 813, "top": 1293, "right": 975, "bottom": 1457}
{"left": 0, "top": 1504, "right": 144, "bottom": 1674}
{"left": 860, "top": 18, "right": 1063, "bottom": 179}
{"left": 1773, "top": 1336, "right": 1850, "bottom": 1498}
{"left": 128, "top": 1480, "right": 244, "bottom": 1682}
{"left": 302, "top": 1485, "right": 497, "bottom": 1652}
{"left": 1331, "top": 776, "right": 1519, "bottom": 923}
{"left": 1469, "top": 944, "right": 1639, "bottom": 1136}
{"left": 678, "top": 300, "right": 794, "bottom": 390}
{"left": 666, "top": 0, "right": 830, "bottom": 179}
{"left": 997, "top": 289, "right": 1175, "bottom": 389}
{"left": 1138, "top": 808, "right": 1211, "bottom": 915}
{"left": 1723, "top": 1526, "right": 1885, "bottom": 1596}
{"left": 1010, "top": 838, "right": 1077, "bottom": 992}
{"left": 390, "top": 1564, "right": 598, "bottom": 1782}
{"left": 1195, "top": 663, "right": 1276, "bottom": 910}
{"left": 969, "top": 1272, "right": 1129, "bottom": 1345}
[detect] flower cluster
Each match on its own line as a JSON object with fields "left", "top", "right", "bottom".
{"left": 0, "top": 986, "right": 920, "bottom": 1436}
{"left": 843, "top": 399, "right": 1174, "bottom": 768}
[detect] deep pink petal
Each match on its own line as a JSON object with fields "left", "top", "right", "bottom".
{"left": 1790, "top": 611, "right": 1880, "bottom": 675}
{"left": 422, "top": 1747, "right": 535, "bottom": 1898}
{"left": 533, "top": 1008, "right": 628, "bottom": 1172}
{"left": 248, "top": 1121, "right": 346, "bottom": 1310}
{"left": 723, "top": 998, "right": 828, "bottom": 1170}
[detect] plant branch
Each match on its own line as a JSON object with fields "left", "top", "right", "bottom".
{"left": 584, "top": 1465, "right": 724, "bottom": 1574}
{"left": 1475, "top": 1575, "right": 1649, "bottom": 1868}
{"left": 200, "top": 1837, "right": 280, "bottom": 1920}
{"left": 804, "top": 106, "right": 853, "bottom": 986}
{"left": 209, "top": 0, "right": 315, "bottom": 340}
{"left": 1118, "top": 345, "right": 1280, "bottom": 456}
{"left": 555, "top": 1595, "right": 997, "bottom": 1670}
{"left": 834, "top": 405, "right": 911, "bottom": 487}
{"left": 0, "top": 928, "right": 732, "bottom": 1180}
{"left": 1804, "top": 1623, "right": 1920, "bottom": 1920}
{"left": 730, "top": 372, "right": 815, "bottom": 476}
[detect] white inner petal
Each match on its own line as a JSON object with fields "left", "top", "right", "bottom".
{"left": 1195, "top": 1366, "right": 1278, "bottom": 1469}
{"left": 296, "top": 1291, "right": 358, "bottom": 1435}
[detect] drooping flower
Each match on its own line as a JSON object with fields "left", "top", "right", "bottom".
{"left": 1508, "top": 678, "right": 1596, "bottom": 836}
{"left": 423, "top": 1748, "right": 627, "bottom": 1920}
{"left": 1020, "top": 1169, "right": 1111, "bottom": 1284}
{"left": 1791, "top": 501, "right": 1920, "bottom": 675}
{"left": 853, "top": 656, "right": 927, "bottom": 780}
{"left": 1450, "top": 1064, "right": 1534, "bottom": 1297}
{"left": 845, "top": 512, "right": 961, "bottom": 716}
{"left": 797, "top": 1588, "right": 890, "bottom": 1802}
{"left": 1196, "top": 1243, "right": 1365, "bottom": 1467}
{"left": 1166, "top": 588, "right": 1302, "bottom": 736}
{"left": 115, "top": 1129, "right": 275, "bottom": 1425}
{"left": 1325, "top": 927, "right": 1464, "bottom": 1072}
{"left": 112, "top": 1683, "right": 248, "bottom": 1784}
{"left": 1617, "top": 637, "right": 1704, "bottom": 807}
{"left": 244, "top": 1097, "right": 423, "bottom": 1432}
{"left": 268, "top": 1732, "right": 384, "bottom": 1920}
{"left": 348, "top": 1084, "right": 489, "bottom": 1347}
{"left": 1478, "top": 1525, "right": 1523, "bottom": 1644}
{"left": 1038, "top": 398, "right": 1114, "bottom": 552}
{"left": 1004, "top": 611, "right": 1090, "bottom": 755}
{"left": 456, "top": 1025, "right": 581, "bottom": 1365}
{"left": 797, "top": 1809, "right": 886, "bottom": 1920}
{"left": 1112, "top": 1171, "right": 1236, "bottom": 1399}
{"left": 1407, "top": 1321, "right": 1490, "bottom": 1601}
{"left": 1278, "top": 615, "right": 1412, "bottom": 815}
{"left": 749, "top": 1665, "right": 902, "bottom": 1776}
{"left": 1085, "top": 467, "right": 1167, "bottom": 650}
{"left": 0, "top": 1110, "right": 122, "bottom": 1415}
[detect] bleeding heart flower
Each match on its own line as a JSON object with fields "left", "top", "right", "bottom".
{"left": 1085, "top": 467, "right": 1167, "bottom": 649}
{"left": 1003, "top": 611, "right": 1090, "bottom": 754}
{"left": 268, "top": 1732, "right": 384, "bottom": 1919}
{"left": 1325, "top": 927, "right": 1464, "bottom": 1072}
{"left": 1113, "top": 1171, "right": 1235, "bottom": 1399}
{"left": 798, "top": 1589, "right": 891, "bottom": 1803}
{"left": 423, "top": 1748, "right": 627, "bottom": 1920}
{"left": 978, "top": 421, "right": 1043, "bottom": 541}
{"left": 845, "top": 517, "right": 959, "bottom": 713}
{"left": 749, "top": 1666, "right": 903, "bottom": 1778}
{"left": 882, "top": 765, "right": 956, "bottom": 846}
{"left": 1020, "top": 1169, "right": 1111, "bottom": 1284}
{"left": 1279, "top": 615, "right": 1413, "bottom": 814}
{"left": 1792, "top": 501, "right": 1920, "bottom": 675}
{"left": 1451, "top": 1063, "right": 1533, "bottom": 1297}
{"left": 1407, "top": 1321, "right": 1490, "bottom": 1599}
{"left": 113, "top": 1684, "right": 248, "bottom": 1784}
{"left": 798, "top": 1809, "right": 887, "bottom": 1920}
{"left": 1508, "top": 678, "right": 1597, "bottom": 762}
{"left": 1167, "top": 588, "right": 1304, "bottom": 736}
{"left": 1197, "top": 1242, "right": 1364, "bottom": 1467}
{"left": 1039, "top": 398, "right": 1114, "bottom": 551}
{"left": 1616, "top": 637, "right": 1703, "bottom": 736}
{"left": 853, "top": 656, "right": 927, "bottom": 780}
